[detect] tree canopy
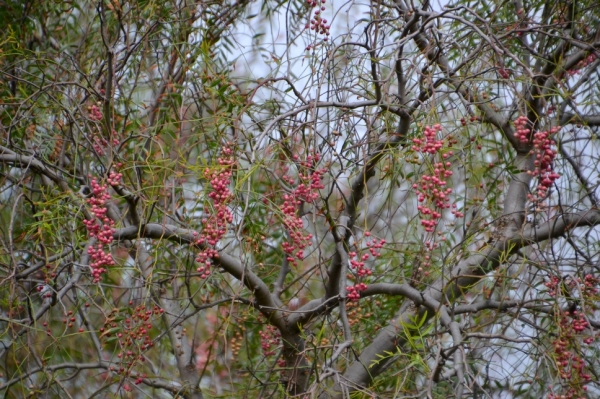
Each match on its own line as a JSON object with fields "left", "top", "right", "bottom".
{"left": 1, "top": 0, "right": 600, "bottom": 398}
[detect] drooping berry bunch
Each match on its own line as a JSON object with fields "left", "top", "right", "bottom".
{"left": 513, "top": 118, "right": 561, "bottom": 202}
{"left": 305, "top": 0, "right": 330, "bottom": 49}
{"left": 346, "top": 282, "right": 367, "bottom": 301}
{"left": 101, "top": 304, "right": 164, "bottom": 383}
{"left": 230, "top": 328, "right": 245, "bottom": 357}
{"left": 365, "top": 233, "right": 385, "bottom": 259}
{"left": 87, "top": 104, "right": 120, "bottom": 156}
{"left": 411, "top": 125, "right": 463, "bottom": 233}
{"left": 84, "top": 172, "right": 122, "bottom": 282}
{"left": 545, "top": 274, "right": 599, "bottom": 300}
{"left": 544, "top": 275, "right": 562, "bottom": 297}
{"left": 544, "top": 274, "right": 599, "bottom": 398}
{"left": 345, "top": 232, "right": 385, "bottom": 301}
{"left": 548, "top": 310, "right": 593, "bottom": 399}
{"left": 89, "top": 104, "right": 103, "bottom": 121}
{"left": 497, "top": 67, "right": 511, "bottom": 79}
{"left": 259, "top": 324, "right": 281, "bottom": 358}
{"left": 566, "top": 53, "right": 597, "bottom": 77}
{"left": 195, "top": 146, "right": 235, "bottom": 279}
{"left": 279, "top": 153, "right": 325, "bottom": 267}
{"left": 514, "top": 115, "right": 530, "bottom": 142}
{"left": 411, "top": 124, "right": 444, "bottom": 154}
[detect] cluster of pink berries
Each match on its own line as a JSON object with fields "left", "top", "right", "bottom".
{"left": 365, "top": 232, "right": 385, "bottom": 259}
{"left": 305, "top": 0, "right": 330, "bottom": 49}
{"left": 528, "top": 126, "right": 561, "bottom": 201}
{"left": 279, "top": 154, "right": 325, "bottom": 266}
{"left": 259, "top": 324, "right": 281, "bottom": 357}
{"left": 84, "top": 172, "right": 121, "bottom": 282}
{"left": 582, "top": 274, "right": 599, "bottom": 297}
{"left": 544, "top": 273, "right": 599, "bottom": 398}
{"left": 87, "top": 104, "right": 120, "bottom": 156}
{"left": 195, "top": 146, "right": 235, "bottom": 279}
{"left": 103, "top": 304, "right": 164, "bottom": 378}
{"left": 549, "top": 310, "right": 593, "bottom": 399}
{"left": 348, "top": 250, "right": 373, "bottom": 278}
{"left": 544, "top": 275, "right": 562, "bottom": 297}
{"left": 570, "top": 310, "right": 590, "bottom": 334}
{"left": 513, "top": 116, "right": 561, "bottom": 201}
{"left": 411, "top": 124, "right": 445, "bottom": 154}
{"left": 566, "top": 53, "right": 597, "bottom": 77}
{"left": 345, "top": 231, "right": 386, "bottom": 301}
{"left": 346, "top": 282, "right": 367, "bottom": 301}
{"left": 89, "top": 104, "right": 103, "bottom": 121}
{"left": 411, "top": 125, "right": 463, "bottom": 233}
{"left": 497, "top": 67, "right": 511, "bottom": 79}
{"left": 544, "top": 274, "right": 599, "bottom": 299}
{"left": 514, "top": 116, "right": 531, "bottom": 143}
{"left": 413, "top": 167, "right": 454, "bottom": 232}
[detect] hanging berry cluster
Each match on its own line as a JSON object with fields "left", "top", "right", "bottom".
{"left": 259, "top": 323, "right": 286, "bottom": 367}
{"left": 305, "top": 0, "right": 330, "bottom": 50}
{"left": 279, "top": 154, "right": 325, "bottom": 267}
{"left": 544, "top": 274, "right": 599, "bottom": 398}
{"left": 545, "top": 274, "right": 599, "bottom": 301}
{"left": 259, "top": 324, "right": 281, "bottom": 357}
{"left": 530, "top": 127, "right": 561, "bottom": 201}
{"left": 497, "top": 67, "right": 511, "bottom": 79}
{"left": 84, "top": 171, "right": 122, "bottom": 283}
{"left": 411, "top": 124, "right": 463, "bottom": 233}
{"left": 101, "top": 304, "right": 164, "bottom": 383}
{"left": 514, "top": 116, "right": 530, "bottom": 142}
{"left": 87, "top": 104, "right": 120, "bottom": 156}
{"left": 544, "top": 275, "right": 562, "bottom": 297}
{"left": 548, "top": 310, "right": 593, "bottom": 399}
{"left": 566, "top": 53, "right": 597, "bottom": 77}
{"left": 514, "top": 117, "right": 561, "bottom": 202}
{"left": 195, "top": 146, "right": 235, "bottom": 279}
{"left": 346, "top": 232, "right": 385, "bottom": 301}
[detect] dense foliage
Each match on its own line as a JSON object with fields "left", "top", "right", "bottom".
{"left": 1, "top": 0, "right": 600, "bottom": 398}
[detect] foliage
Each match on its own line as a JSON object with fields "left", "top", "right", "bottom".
{"left": 1, "top": 0, "right": 600, "bottom": 398}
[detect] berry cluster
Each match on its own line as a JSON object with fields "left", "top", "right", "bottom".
{"left": 411, "top": 125, "right": 463, "bottom": 233}
{"left": 346, "top": 282, "right": 367, "bottom": 301}
{"left": 544, "top": 274, "right": 599, "bottom": 398}
{"left": 195, "top": 146, "right": 235, "bottom": 279}
{"left": 87, "top": 104, "right": 120, "bottom": 156}
{"left": 84, "top": 172, "right": 122, "bottom": 282}
{"left": 365, "top": 233, "right": 385, "bottom": 259}
{"left": 102, "top": 304, "right": 164, "bottom": 382}
{"left": 497, "top": 67, "right": 511, "bottom": 79}
{"left": 411, "top": 124, "right": 444, "bottom": 154}
{"left": 514, "top": 116, "right": 531, "bottom": 143}
{"left": 544, "top": 275, "right": 562, "bottom": 297}
{"left": 549, "top": 310, "right": 593, "bottom": 399}
{"left": 305, "top": 0, "right": 330, "bottom": 49}
{"left": 544, "top": 274, "right": 599, "bottom": 299}
{"left": 345, "top": 232, "right": 386, "bottom": 301}
{"left": 566, "top": 53, "right": 597, "bottom": 77}
{"left": 279, "top": 154, "right": 325, "bottom": 267}
{"left": 513, "top": 116, "right": 561, "bottom": 201}
{"left": 527, "top": 126, "right": 561, "bottom": 202}
{"left": 581, "top": 274, "right": 599, "bottom": 297}
{"left": 259, "top": 324, "right": 281, "bottom": 357}
{"left": 89, "top": 104, "right": 103, "bottom": 121}
{"left": 230, "top": 328, "right": 245, "bottom": 357}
